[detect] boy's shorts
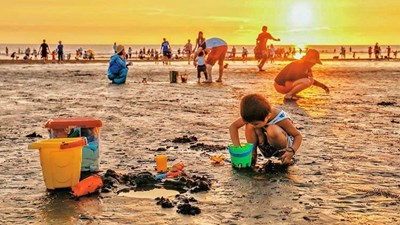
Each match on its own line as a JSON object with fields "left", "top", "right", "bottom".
{"left": 206, "top": 45, "right": 228, "bottom": 66}
{"left": 258, "top": 134, "right": 294, "bottom": 158}
{"left": 274, "top": 81, "right": 294, "bottom": 94}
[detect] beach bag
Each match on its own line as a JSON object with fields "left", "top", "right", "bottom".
{"left": 109, "top": 57, "right": 121, "bottom": 75}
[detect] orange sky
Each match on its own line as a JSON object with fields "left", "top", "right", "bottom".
{"left": 1, "top": 0, "right": 399, "bottom": 45}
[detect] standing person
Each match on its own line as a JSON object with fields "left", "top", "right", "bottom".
{"left": 386, "top": 46, "right": 391, "bottom": 58}
{"left": 38, "top": 39, "right": 50, "bottom": 63}
{"left": 193, "top": 37, "right": 228, "bottom": 83}
{"left": 51, "top": 50, "right": 56, "bottom": 63}
{"left": 274, "top": 49, "right": 329, "bottom": 100}
{"left": 394, "top": 50, "right": 398, "bottom": 59}
{"left": 231, "top": 46, "right": 237, "bottom": 61}
{"left": 368, "top": 46, "right": 372, "bottom": 59}
{"left": 192, "top": 31, "right": 206, "bottom": 53}
{"left": 242, "top": 47, "right": 248, "bottom": 63}
{"left": 57, "top": 41, "right": 64, "bottom": 63}
{"left": 128, "top": 47, "right": 132, "bottom": 58}
{"left": 340, "top": 46, "right": 346, "bottom": 59}
{"left": 374, "top": 43, "right": 380, "bottom": 59}
{"left": 255, "top": 26, "right": 280, "bottom": 71}
{"left": 269, "top": 44, "right": 276, "bottom": 63}
{"left": 5, "top": 47, "right": 8, "bottom": 56}
{"left": 107, "top": 45, "right": 132, "bottom": 84}
{"left": 161, "top": 38, "right": 171, "bottom": 65}
{"left": 113, "top": 42, "right": 117, "bottom": 53}
{"left": 194, "top": 50, "right": 208, "bottom": 83}
{"left": 184, "top": 39, "right": 193, "bottom": 65}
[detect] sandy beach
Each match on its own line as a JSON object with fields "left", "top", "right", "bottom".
{"left": 0, "top": 61, "right": 399, "bottom": 224}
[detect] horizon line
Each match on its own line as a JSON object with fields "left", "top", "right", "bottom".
{"left": 1, "top": 42, "right": 399, "bottom": 46}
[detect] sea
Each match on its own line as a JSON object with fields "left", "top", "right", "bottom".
{"left": 0, "top": 44, "right": 399, "bottom": 60}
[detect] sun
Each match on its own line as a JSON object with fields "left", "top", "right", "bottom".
{"left": 290, "top": 3, "right": 313, "bottom": 27}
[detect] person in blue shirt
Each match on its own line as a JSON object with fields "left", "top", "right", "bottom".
{"left": 57, "top": 41, "right": 64, "bottom": 63}
{"left": 161, "top": 38, "right": 171, "bottom": 65}
{"left": 107, "top": 45, "right": 132, "bottom": 84}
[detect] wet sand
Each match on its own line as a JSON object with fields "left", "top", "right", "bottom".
{"left": 0, "top": 61, "right": 399, "bottom": 224}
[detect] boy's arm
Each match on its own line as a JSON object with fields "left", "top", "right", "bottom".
{"left": 193, "top": 50, "right": 199, "bottom": 66}
{"left": 276, "top": 119, "right": 302, "bottom": 165}
{"left": 313, "top": 79, "right": 330, "bottom": 94}
{"left": 229, "top": 117, "right": 246, "bottom": 146}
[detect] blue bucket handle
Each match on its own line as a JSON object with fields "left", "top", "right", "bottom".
{"left": 228, "top": 147, "right": 253, "bottom": 158}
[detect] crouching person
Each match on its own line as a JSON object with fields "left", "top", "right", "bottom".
{"left": 229, "top": 94, "right": 302, "bottom": 165}
{"left": 108, "top": 45, "right": 132, "bottom": 84}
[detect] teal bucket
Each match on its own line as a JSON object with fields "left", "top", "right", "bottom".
{"left": 228, "top": 143, "right": 254, "bottom": 168}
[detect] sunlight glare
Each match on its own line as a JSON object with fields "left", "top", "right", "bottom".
{"left": 290, "top": 3, "right": 313, "bottom": 27}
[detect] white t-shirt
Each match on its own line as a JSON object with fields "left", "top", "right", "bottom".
{"left": 205, "top": 38, "right": 227, "bottom": 48}
{"left": 197, "top": 56, "right": 205, "bottom": 66}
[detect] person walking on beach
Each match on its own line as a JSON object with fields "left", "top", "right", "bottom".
{"left": 340, "top": 46, "right": 346, "bottom": 59}
{"left": 57, "top": 41, "right": 64, "bottom": 63}
{"left": 274, "top": 49, "right": 329, "bottom": 100}
{"left": 161, "top": 38, "right": 171, "bottom": 65}
{"left": 113, "top": 42, "right": 117, "bottom": 53}
{"left": 184, "top": 39, "right": 193, "bottom": 65}
{"left": 368, "top": 46, "right": 372, "bottom": 59}
{"left": 242, "top": 47, "right": 248, "bottom": 63}
{"left": 38, "top": 39, "right": 50, "bottom": 63}
{"left": 128, "top": 47, "right": 132, "bottom": 59}
{"left": 269, "top": 44, "right": 276, "bottom": 63}
{"left": 231, "top": 46, "right": 236, "bottom": 61}
{"left": 193, "top": 37, "right": 227, "bottom": 83}
{"left": 192, "top": 31, "right": 206, "bottom": 53}
{"left": 386, "top": 46, "right": 391, "bottom": 59}
{"left": 5, "top": 47, "right": 8, "bottom": 56}
{"left": 255, "top": 25, "right": 280, "bottom": 71}
{"left": 107, "top": 45, "right": 132, "bottom": 84}
{"left": 394, "top": 50, "right": 398, "bottom": 59}
{"left": 374, "top": 43, "right": 380, "bottom": 59}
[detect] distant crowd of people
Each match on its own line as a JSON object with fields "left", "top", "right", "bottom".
{"left": 337, "top": 44, "right": 398, "bottom": 59}
{"left": 4, "top": 40, "right": 95, "bottom": 63}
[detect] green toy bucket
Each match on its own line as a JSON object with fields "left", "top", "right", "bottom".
{"left": 228, "top": 143, "right": 254, "bottom": 168}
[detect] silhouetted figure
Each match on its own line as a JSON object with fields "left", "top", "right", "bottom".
{"left": 255, "top": 25, "right": 280, "bottom": 71}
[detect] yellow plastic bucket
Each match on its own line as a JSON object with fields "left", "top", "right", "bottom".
{"left": 28, "top": 138, "right": 86, "bottom": 190}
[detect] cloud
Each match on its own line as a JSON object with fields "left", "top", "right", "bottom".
{"left": 206, "top": 16, "right": 250, "bottom": 23}
{"left": 277, "top": 26, "right": 331, "bottom": 33}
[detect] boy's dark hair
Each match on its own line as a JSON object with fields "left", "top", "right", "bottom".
{"left": 198, "top": 51, "right": 204, "bottom": 57}
{"left": 240, "top": 94, "right": 272, "bottom": 122}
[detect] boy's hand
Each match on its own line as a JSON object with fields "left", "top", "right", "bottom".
{"left": 280, "top": 148, "right": 294, "bottom": 165}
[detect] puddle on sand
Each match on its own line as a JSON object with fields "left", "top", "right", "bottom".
{"left": 118, "top": 188, "right": 179, "bottom": 199}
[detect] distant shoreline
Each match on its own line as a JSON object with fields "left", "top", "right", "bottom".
{"left": 0, "top": 58, "right": 399, "bottom": 65}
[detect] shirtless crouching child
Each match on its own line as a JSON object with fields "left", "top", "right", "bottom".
{"left": 229, "top": 94, "right": 302, "bottom": 165}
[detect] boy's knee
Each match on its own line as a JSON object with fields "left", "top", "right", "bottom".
{"left": 265, "top": 125, "right": 283, "bottom": 138}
